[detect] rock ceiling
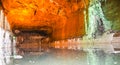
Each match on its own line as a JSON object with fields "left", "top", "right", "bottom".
{"left": 1, "top": 0, "right": 120, "bottom": 40}
{"left": 1, "top": 0, "right": 89, "bottom": 40}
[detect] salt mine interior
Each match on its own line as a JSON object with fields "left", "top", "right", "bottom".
{"left": 0, "top": 0, "right": 120, "bottom": 65}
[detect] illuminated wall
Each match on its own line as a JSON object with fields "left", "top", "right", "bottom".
{"left": 85, "top": 0, "right": 112, "bottom": 39}
{"left": 1, "top": 0, "right": 119, "bottom": 40}
{"left": 1, "top": 0, "right": 89, "bottom": 40}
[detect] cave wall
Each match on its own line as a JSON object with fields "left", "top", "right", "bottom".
{"left": 101, "top": 0, "right": 120, "bottom": 31}
{"left": 85, "top": 0, "right": 112, "bottom": 39}
{"left": 1, "top": 0, "right": 89, "bottom": 40}
{"left": 85, "top": 0, "right": 120, "bottom": 39}
{"left": 1, "top": 0, "right": 120, "bottom": 40}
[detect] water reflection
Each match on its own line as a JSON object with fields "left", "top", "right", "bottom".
{"left": 12, "top": 40, "right": 120, "bottom": 65}
{"left": 1, "top": 28, "right": 120, "bottom": 65}
{"left": 8, "top": 47, "right": 120, "bottom": 65}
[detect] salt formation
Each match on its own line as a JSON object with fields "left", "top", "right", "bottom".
{"left": 86, "top": 0, "right": 111, "bottom": 39}
{"left": 0, "top": 28, "right": 12, "bottom": 65}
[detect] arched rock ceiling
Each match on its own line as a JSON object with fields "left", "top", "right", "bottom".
{"left": 1, "top": 0, "right": 89, "bottom": 40}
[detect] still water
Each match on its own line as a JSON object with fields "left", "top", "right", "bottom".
{"left": 2, "top": 47, "right": 120, "bottom": 65}
{"left": 1, "top": 28, "right": 120, "bottom": 65}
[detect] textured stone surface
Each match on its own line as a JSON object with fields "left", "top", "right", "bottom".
{"left": 1, "top": 0, "right": 88, "bottom": 40}
{"left": 101, "top": 0, "right": 120, "bottom": 31}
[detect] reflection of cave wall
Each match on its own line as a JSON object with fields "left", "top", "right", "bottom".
{"left": 101, "top": 0, "right": 120, "bottom": 31}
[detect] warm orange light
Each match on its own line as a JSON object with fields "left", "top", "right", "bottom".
{"left": 1, "top": 0, "right": 89, "bottom": 40}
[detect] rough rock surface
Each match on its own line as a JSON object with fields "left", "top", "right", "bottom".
{"left": 1, "top": 0, "right": 88, "bottom": 40}
{"left": 101, "top": 0, "right": 120, "bottom": 31}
